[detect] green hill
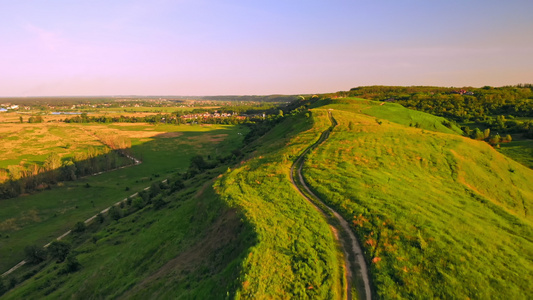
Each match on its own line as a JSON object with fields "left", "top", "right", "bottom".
{"left": 303, "top": 98, "right": 533, "bottom": 298}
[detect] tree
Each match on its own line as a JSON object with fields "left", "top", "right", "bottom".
{"left": 150, "top": 181, "right": 161, "bottom": 198}
{"left": 61, "top": 159, "right": 77, "bottom": 181}
{"left": 471, "top": 128, "right": 484, "bottom": 140}
{"left": 48, "top": 240, "right": 71, "bottom": 262}
{"left": 503, "top": 134, "right": 512, "bottom": 143}
{"left": 0, "top": 277, "right": 6, "bottom": 296}
{"left": 483, "top": 128, "right": 491, "bottom": 139}
{"left": 24, "top": 245, "right": 47, "bottom": 264}
{"left": 44, "top": 153, "right": 62, "bottom": 171}
{"left": 62, "top": 254, "right": 81, "bottom": 273}
{"left": 73, "top": 221, "right": 86, "bottom": 233}
{"left": 19, "top": 116, "right": 23, "bottom": 123}
{"left": 189, "top": 155, "right": 207, "bottom": 171}
{"left": 96, "top": 212, "right": 105, "bottom": 223}
{"left": 109, "top": 205, "right": 122, "bottom": 221}
{"left": 489, "top": 134, "right": 501, "bottom": 145}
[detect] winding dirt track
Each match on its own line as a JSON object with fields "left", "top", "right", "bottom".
{"left": 290, "top": 111, "right": 371, "bottom": 300}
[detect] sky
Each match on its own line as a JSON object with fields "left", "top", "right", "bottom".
{"left": 1, "top": 0, "right": 532, "bottom": 96}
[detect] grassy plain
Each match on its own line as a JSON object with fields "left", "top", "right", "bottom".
{"left": 0, "top": 123, "right": 109, "bottom": 170}
{"left": 303, "top": 98, "right": 533, "bottom": 298}
{"left": 0, "top": 122, "right": 246, "bottom": 273}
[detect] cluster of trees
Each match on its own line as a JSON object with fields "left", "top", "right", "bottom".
{"left": 462, "top": 127, "right": 512, "bottom": 146}
{"left": 28, "top": 115, "right": 44, "bottom": 123}
{"left": 62, "top": 112, "right": 250, "bottom": 125}
{"left": 327, "top": 85, "right": 533, "bottom": 138}
{"left": 0, "top": 147, "right": 132, "bottom": 200}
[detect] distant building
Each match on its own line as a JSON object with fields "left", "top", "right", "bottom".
{"left": 0, "top": 108, "right": 7, "bottom": 112}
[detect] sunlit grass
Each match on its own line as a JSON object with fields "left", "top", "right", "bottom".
{"left": 302, "top": 100, "right": 533, "bottom": 299}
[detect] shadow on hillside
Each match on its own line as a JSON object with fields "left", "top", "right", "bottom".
{"left": 0, "top": 125, "right": 241, "bottom": 200}
{"left": 0, "top": 124, "right": 258, "bottom": 295}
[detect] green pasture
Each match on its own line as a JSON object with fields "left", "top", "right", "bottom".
{"left": 302, "top": 100, "right": 533, "bottom": 299}
{"left": 498, "top": 137, "right": 533, "bottom": 169}
{"left": 0, "top": 123, "right": 247, "bottom": 273}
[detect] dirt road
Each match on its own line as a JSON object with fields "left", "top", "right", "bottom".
{"left": 290, "top": 111, "right": 371, "bottom": 300}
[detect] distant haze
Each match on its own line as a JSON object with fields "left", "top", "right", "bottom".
{"left": 1, "top": 0, "right": 532, "bottom": 97}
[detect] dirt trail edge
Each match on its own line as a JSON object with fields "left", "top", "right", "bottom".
{"left": 290, "top": 110, "right": 372, "bottom": 300}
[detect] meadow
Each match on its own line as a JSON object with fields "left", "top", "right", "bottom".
{"left": 0, "top": 121, "right": 247, "bottom": 273}
{"left": 303, "top": 98, "right": 533, "bottom": 298}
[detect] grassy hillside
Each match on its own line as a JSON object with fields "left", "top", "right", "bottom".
{"left": 2, "top": 171, "right": 255, "bottom": 299}
{"left": 214, "top": 111, "right": 346, "bottom": 299}
{"left": 303, "top": 98, "right": 533, "bottom": 298}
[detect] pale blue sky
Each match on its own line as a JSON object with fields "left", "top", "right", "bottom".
{"left": 1, "top": 0, "right": 532, "bottom": 96}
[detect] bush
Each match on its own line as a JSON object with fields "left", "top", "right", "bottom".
{"left": 24, "top": 245, "right": 47, "bottom": 264}
{"left": 0, "top": 278, "right": 6, "bottom": 296}
{"left": 96, "top": 212, "right": 105, "bottom": 223}
{"left": 73, "top": 221, "right": 86, "bottom": 233}
{"left": 48, "top": 241, "right": 71, "bottom": 262}
{"left": 61, "top": 254, "right": 81, "bottom": 274}
{"left": 109, "top": 206, "right": 122, "bottom": 221}
{"left": 153, "top": 197, "right": 167, "bottom": 210}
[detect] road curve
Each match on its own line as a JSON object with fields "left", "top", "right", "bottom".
{"left": 290, "top": 111, "right": 372, "bottom": 300}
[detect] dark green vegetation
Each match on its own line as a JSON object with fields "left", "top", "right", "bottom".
{"left": 303, "top": 98, "right": 533, "bottom": 298}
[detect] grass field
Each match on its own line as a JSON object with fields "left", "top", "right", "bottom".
{"left": 0, "top": 123, "right": 110, "bottom": 170}
{"left": 302, "top": 98, "right": 533, "bottom": 298}
{"left": 0, "top": 122, "right": 247, "bottom": 273}
{"left": 498, "top": 137, "right": 533, "bottom": 169}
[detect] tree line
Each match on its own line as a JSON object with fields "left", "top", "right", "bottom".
{"left": 0, "top": 137, "right": 134, "bottom": 200}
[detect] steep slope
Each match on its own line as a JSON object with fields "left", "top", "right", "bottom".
{"left": 303, "top": 98, "right": 533, "bottom": 298}
{"left": 2, "top": 171, "right": 255, "bottom": 299}
{"left": 215, "top": 112, "right": 346, "bottom": 299}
